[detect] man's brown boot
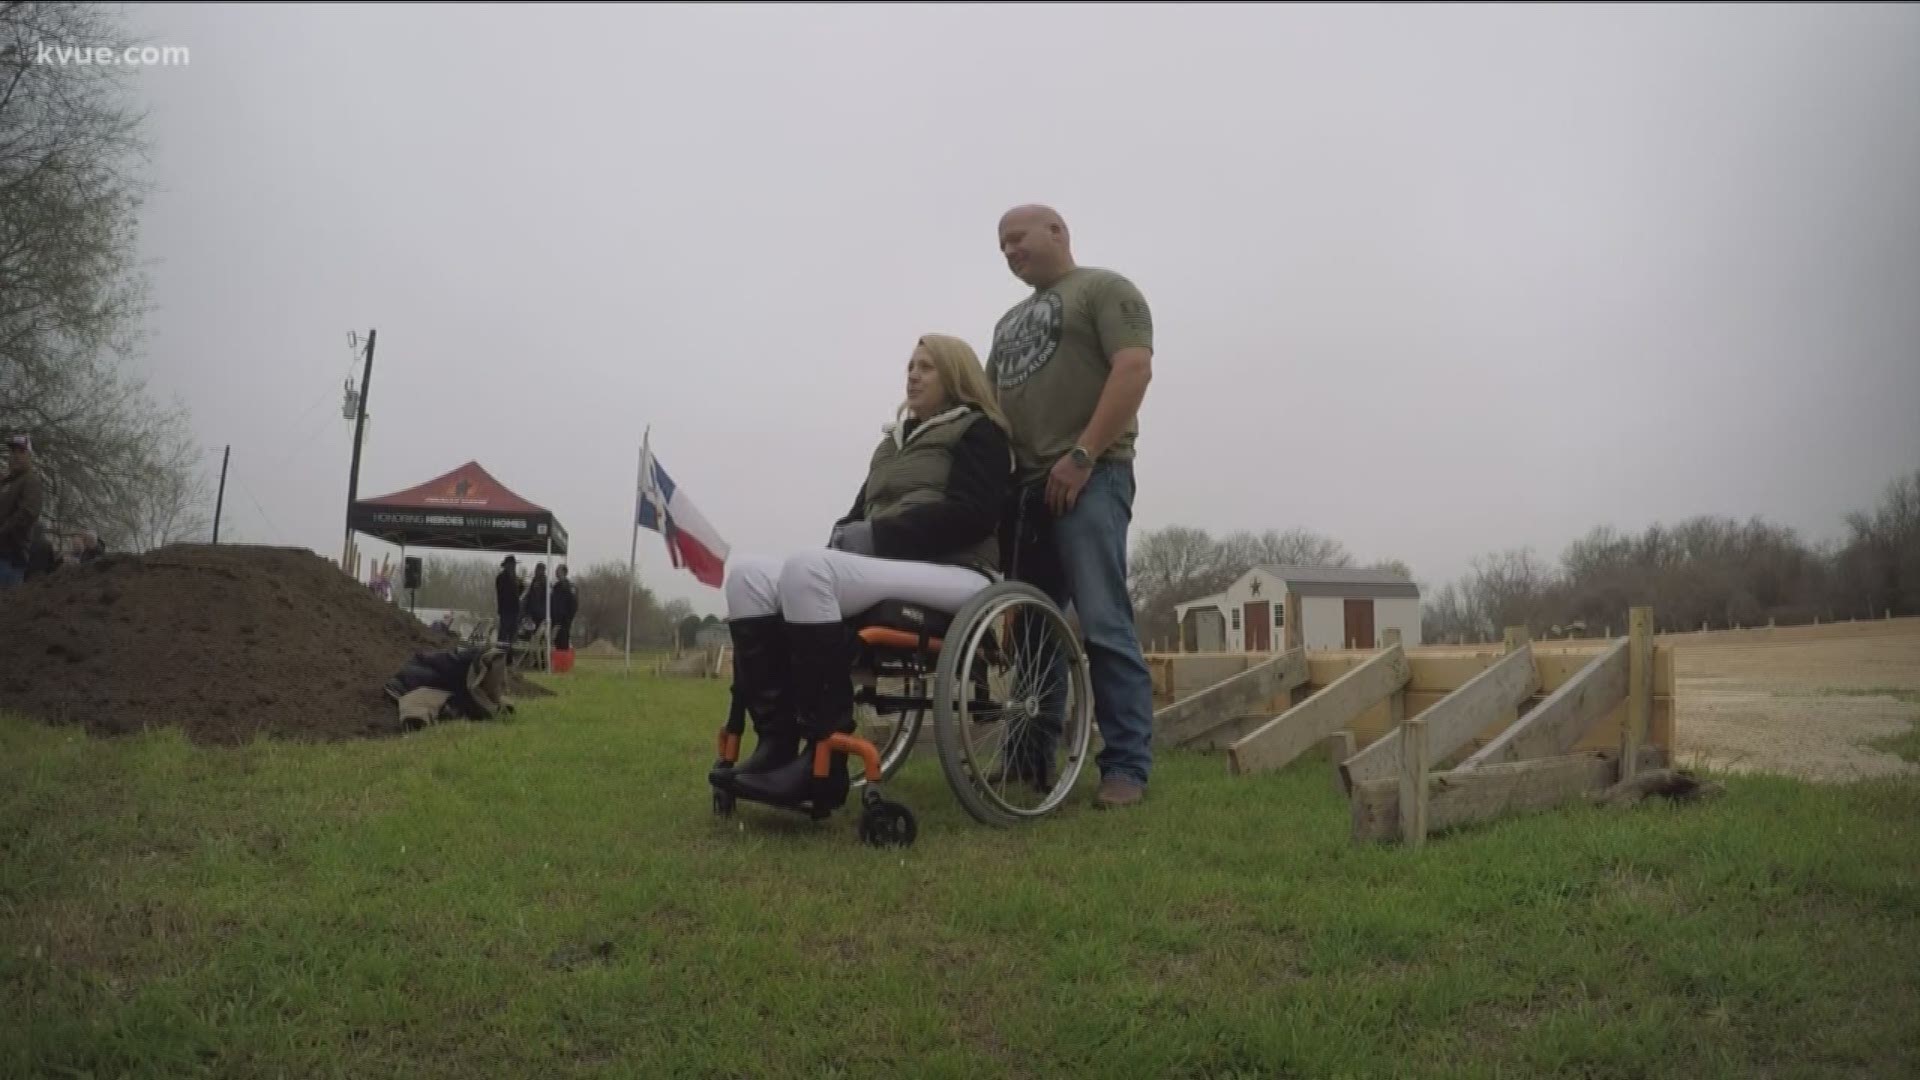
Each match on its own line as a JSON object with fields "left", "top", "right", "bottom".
{"left": 1093, "top": 776, "right": 1145, "bottom": 810}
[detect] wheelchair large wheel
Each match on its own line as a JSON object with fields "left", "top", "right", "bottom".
{"left": 851, "top": 674, "right": 925, "bottom": 787}
{"left": 931, "top": 580, "right": 1094, "bottom": 827}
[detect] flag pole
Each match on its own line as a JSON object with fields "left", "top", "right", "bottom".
{"left": 626, "top": 427, "right": 648, "bottom": 675}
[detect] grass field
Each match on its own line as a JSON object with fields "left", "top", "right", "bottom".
{"left": 5, "top": 671, "right": 1919, "bottom": 1079}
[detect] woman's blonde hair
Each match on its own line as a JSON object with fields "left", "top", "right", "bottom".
{"left": 912, "top": 333, "right": 1010, "bottom": 432}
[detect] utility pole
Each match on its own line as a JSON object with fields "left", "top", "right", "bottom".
{"left": 342, "top": 328, "right": 376, "bottom": 568}
{"left": 212, "top": 444, "right": 230, "bottom": 543}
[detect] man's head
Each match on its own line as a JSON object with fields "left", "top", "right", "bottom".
{"left": 997, "top": 205, "right": 1073, "bottom": 288}
{"left": 557, "top": 564, "right": 568, "bottom": 581}
{"left": 6, "top": 435, "right": 31, "bottom": 472}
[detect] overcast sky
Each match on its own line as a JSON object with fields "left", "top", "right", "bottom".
{"left": 121, "top": 2, "right": 1920, "bottom": 615}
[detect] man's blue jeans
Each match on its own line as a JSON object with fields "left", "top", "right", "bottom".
{"left": 0, "top": 558, "right": 23, "bottom": 588}
{"left": 1011, "top": 460, "right": 1156, "bottom": 786}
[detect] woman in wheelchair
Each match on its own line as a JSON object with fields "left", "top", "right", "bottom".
{"left": 710, "top": 333, "right": 1013, "bottom": 813}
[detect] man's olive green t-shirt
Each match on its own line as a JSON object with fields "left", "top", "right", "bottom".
{"left": 985, "top": 266, "right": 1153, "bottom": 483}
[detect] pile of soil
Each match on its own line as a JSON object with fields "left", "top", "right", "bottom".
{"left": 0, "top": 543, "right": 550, "bottom": 746}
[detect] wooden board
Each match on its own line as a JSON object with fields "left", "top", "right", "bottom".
{"left": 1458, "top": 640, "right": 1628, "bottom": 769}
{"left": 1301, "top": 645, "right": 1676, "bottom": 758}
{"left": 1151, "top": 653, "right": 1260, "bottom": 704}
{"left": 1227, "top": 645, "right": 1409, "bottom": 776}
{"left": 1350, "top": 745, "right": 1669, "bottom": 843}
{"left": 1154, "top": 649, "right": 1307, "bottom": 748}
{"left": 1341, "top": 646, "right": 1540, "bottom": 790}
{"left": 1625, "top": 606, "right": 1653, "bottom": 781}
{"left": 1308, "top": 645, "right": 1674, "bottom": 698}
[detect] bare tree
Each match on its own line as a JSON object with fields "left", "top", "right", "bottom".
{"left": 1421, "top": 581, "right": 1475, "bottom": 644}
{"left": 0, "top": 2, "right": 206, "bottom": 549}
{"left": 1459, "top": 548, "right": 1559, "bottom": 639}
{"left": 411, "top": 554, "right": 499, "bottom": 612}
{"left": 572, "top": 561, "right": 667, "bottom": 648}
{"left": 115, "top": 437, "right": 210, "bottom": 550}
{"left": 1369, "top": 558, "right": 1414, "bottom": 580}
{"left": 1834, "top": 467, "right": 1920, "bottom": 619}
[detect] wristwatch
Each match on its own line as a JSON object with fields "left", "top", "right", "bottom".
{"left": 1069, "top": 445, "right": 1093, "bottom": 469}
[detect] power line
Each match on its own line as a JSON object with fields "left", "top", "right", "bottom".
{"left": 225, "top": 466, "right": 284, "bottom": 546}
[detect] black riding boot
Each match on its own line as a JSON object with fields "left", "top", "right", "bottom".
{"left": 709, "top": 615, "right": 801, "bottom": 788}
{"left": 730, "top": 621, "right": 858, "bottom": 810}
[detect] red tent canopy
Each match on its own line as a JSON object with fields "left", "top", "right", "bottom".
{"left": 348, "top": 461, "right": 568, "bottom": 554}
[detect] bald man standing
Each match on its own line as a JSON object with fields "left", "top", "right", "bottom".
{"left": 986, "top": 206, "right": 1156, "bottom": 809}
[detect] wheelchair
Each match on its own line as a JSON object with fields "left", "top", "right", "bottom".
{"left": 708, "top": 577, "right": 1095, "bottom": 848}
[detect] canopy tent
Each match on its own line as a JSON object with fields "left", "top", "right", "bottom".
{"left": 347, "top": 461, "right": 569, "bottom": 672}
{"left": 348, "top": 460, "right": 568, "bottom": 555}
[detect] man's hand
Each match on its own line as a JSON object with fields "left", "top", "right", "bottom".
{"left": 1046, "top": 453, "right": 1093, "bottom": 516}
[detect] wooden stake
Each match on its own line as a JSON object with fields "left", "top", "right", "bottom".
{"left": 1400, "top": 716, "right": 1430, "bottom": 846}
{"left": 1501, "top": 625, "right": 1531, "bottom": 728}
{"left": 1325, "top": 731, "right": 1355, "bottom": 797}
{"left": 1624, "top": 606, "right": 1653, "bottom": 782}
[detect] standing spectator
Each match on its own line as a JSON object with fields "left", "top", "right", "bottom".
{"left": 522, "top": 564, "right": 552, "bottom": 657}
{"left": 551, "top": 564, "right": 578, "bottom": 651}
{"left": 0, "top": 435, "right": 44, "bottom": 588}
{"left": 985, "top": 205, "right": 1158, "bottom": 810}
{"left": 494, "top": 555, "right": 521, "bottom": 649}
{"left": 523, "top": 563, "right": 549, "bottom": 640}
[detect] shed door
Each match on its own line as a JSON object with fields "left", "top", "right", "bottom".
{"left": 1343, "top": 599, "right": 1375, "bottom": 649}
{"left": 1244, "top": 601, "right": 1271, "bottom": 652}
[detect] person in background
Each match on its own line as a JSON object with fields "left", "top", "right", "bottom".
{"left": 73, "top": 531, "right": 105, "bottom": 565}
{"left": 523, "top": 563, "right": 549, "bottom": 645}
{"left": 551, "top": 564, "right": 578, "bottom": 651}
{"left": 0, "top": 435, "right": 45, "bottom": 588}
{"left": 495, "top": 555, "right": 521, "bottom": 650}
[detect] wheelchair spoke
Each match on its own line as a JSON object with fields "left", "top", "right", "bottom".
{"left": 929, "top": 580, "right": 1098, "bottom": 822}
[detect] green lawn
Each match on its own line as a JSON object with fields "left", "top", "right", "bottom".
{"left": 5, "top": 672, "right": 1918, "bottom": 1079}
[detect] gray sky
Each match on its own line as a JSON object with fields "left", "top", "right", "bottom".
{"left": 122, "top": 3, "right": 1920, "bottom": 614}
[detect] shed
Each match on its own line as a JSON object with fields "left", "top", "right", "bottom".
{"left": 1174, "top": 566, "right": 1421, "bottom": 652}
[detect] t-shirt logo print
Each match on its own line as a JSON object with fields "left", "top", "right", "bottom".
{"left": 990, "top": 292, "right": 1064, "bottom": 389}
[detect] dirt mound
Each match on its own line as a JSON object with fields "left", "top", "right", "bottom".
{"left": 0, "top": 543, "right": 549, "bottom": 746}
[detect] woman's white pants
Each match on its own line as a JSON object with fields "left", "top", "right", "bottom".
{"left": 724, "top": 550, "right": 992, "bottom": 625}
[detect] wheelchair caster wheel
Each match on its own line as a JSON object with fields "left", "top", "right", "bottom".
{"left": 713, "top": 789, "right": 735, "bottom": 817}
{"left": 858, "top": 800, "right": 916, "bottom": 848}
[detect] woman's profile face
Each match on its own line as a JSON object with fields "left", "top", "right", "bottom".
{"left": 905, "top": 346, "right": 946, "bottom": 418}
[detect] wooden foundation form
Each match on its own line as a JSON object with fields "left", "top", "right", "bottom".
{"left": 1200, "top": 608, "right": 1672, "bottom": 845}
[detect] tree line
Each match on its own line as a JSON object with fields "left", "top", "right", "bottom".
{"left": 1, "top": 2, "right": 211, "bottom": 552}
{"left": 1129, "top": 466, "right": 1920, "bottom": 647}
{"left": 407, "top": 555, "right": 701, "bottom": 651}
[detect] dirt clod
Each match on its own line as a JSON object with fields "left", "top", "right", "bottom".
{"left": 0, "top": 543, "right": 547, "bottom": 746}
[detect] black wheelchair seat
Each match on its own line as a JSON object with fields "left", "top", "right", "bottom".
{"left": 848, "top": 599, "right": 955, "bottom": 643}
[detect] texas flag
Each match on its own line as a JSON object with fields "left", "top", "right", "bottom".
{"left": 636, "top": 438, "right": 730, "bottom": 588}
